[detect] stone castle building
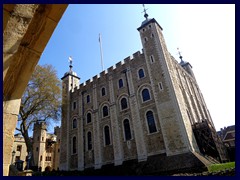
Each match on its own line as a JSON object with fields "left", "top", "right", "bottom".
{"left": 59, "top": 11, "right": 227, "bottom": 173}
{"left": 13, "top": 122, "right": 61, "bottom": 171}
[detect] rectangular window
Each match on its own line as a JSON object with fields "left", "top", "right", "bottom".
{"left": 73, "top": 101, "right": 77, "bottom": 110}
{"left": 159, "top": 82, "right": 163, "bottom": 91}
{"left": 15, "top": 156, "right": 20, "bottom": 161}
{"left": 45, "top": 156, "right": 52, "bottom": 161}
{"left": 17, "top": 145, "right": 22, "bottom": 152}
{"left": 150, "top": 55, "right": 155, "bottom": 63}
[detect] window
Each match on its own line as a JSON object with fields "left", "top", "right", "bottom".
{"left": 104, "top": 126, "right": 111, "bottom": 146}
{"left": 73, "top": 101, "right": 77, "bottom": 110}
{"left": 36, "top": 147, "right": 39, "bottom": 152}
{"left": 58, "top": 148, "right": 60, "bottom": 153}
{"left": 40, "top": 155, "right": 42, "bottom": 161}
{"left": 159, "top": 82, "right": 163, "bottom": 91}
{"left": 121, "top": 98, "right": 128, "bottom": 110}
{"left": 17, "top": 145, "right": 22, "bottom": 152}
{"left": 150, "top": 55, "right": 155, "bottom": 63}
{"left": 123, "top": 119, "right": 132, "bottom": 141}
{"left": 103, "top": 105, "right": 109, "bottom": 117}
{"left": 45, "top": 156, "right": 52, "bottom": 161}
{"left": 87, "top": 112, "right": 92, "bottom": 123}
{"left": 15, "top": 156, "right": 20, "bottom": 162}
{"left": 72, "top": 118, "right": 77, "bottom": 129}
{"left": 144, "top": 37, "right": 148, "bottom": 42}
{"left": 142, "top": 88, "right": 150, "bottom": 102}
{"left": 86, "top": 95, "right": 90, "bottom": 103}
{"left": 138, "top": 69, "right": 145, "bottom": 79}
{"left": 101, "top": 87, "right": 106, "bottom": 96}
{"left": 72, "top": 136, "right": 77, "bottom": 154}
{"left": 42, "top": 137, "right": 44, "bottom": 141}
{"left": 146, "top": 111, "right": 157, "bottom": 133}
{"left": 119, "top": 79, "right": 123, "bottom": 88}
{"left": 87, "top": 132, "right": 92, "bottom": 150}
{"left": 37, "top": 136, "right": 40, "bottom": 141}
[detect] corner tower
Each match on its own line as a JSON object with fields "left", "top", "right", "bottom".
{"left": 32, "top": 121, "right": 47, "bottom": 170}
{"left": 59, "top": 57, "right": 80, "bottom": 170}
{"left": 137, "top": 6, "right": 201, "bottom": 157}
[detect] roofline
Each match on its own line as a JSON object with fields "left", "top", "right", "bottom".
{"left": 61, "top": 73, "right": 80, "bottom": 80}
{"left": 137, "top": 18, "right": 163, "bottom": 31}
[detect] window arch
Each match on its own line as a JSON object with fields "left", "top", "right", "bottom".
{"left": 104, "top": 126, "right": 111, "bottom": 146}
{"left": 138, "top": 69, "right": 145, "bottom": 79}
{"left": 146, "top": 111, "right": 157, "bottom": 133}
{"left": 87, "top": 112, "right": 92, "bottom": 123}
{"left": 102, "top": 105, "right": 109, "bottom": 117}
{"left": 72, "top": 136, "right": 77, "bottom": 154}
{"left": 142, "top": 88, "right": 151, "bottom": 102}
{"left": 72, "top": 118, "right": 77, "bottom": 129}
{"left": 123, "top": 119, "right": 132, "bottom": 141}
{"left": 101, "top": 87, "right": 106, "bottom": 96}
{"left": 119, "top": 79, "right": 123, "bottom": 88}
{"left": 87, "top": 132, "right": 92, "bottom": 150}
{"left": 121, "top": 97, "right": 128, "bottom": 110}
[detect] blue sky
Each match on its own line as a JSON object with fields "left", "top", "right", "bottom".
{"left": 38, "top": 4, "right": 235, "bottom": 132}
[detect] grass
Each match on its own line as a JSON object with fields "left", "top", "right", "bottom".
{"left": 208, "top": 162, "right": 235, "bottom": 172}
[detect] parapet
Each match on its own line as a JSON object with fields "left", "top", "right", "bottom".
{"left": 71, "top": 50, "right": 144, "bottom": 90}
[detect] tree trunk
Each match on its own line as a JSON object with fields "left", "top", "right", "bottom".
{"left": 22, "top": 129, "right": 35, "bottom": 168}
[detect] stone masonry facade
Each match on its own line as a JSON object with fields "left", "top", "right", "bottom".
{"left": 59, "top": 15, "right": 218, "bottom": 172}
{"left": 13, "top": 122, "right": 61, "bottom": 172}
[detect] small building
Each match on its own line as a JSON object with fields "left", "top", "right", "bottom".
{"left": 217, "top": 125, "right": 235, "bottom": 161}
{"left": 13, "top": 122, "right": 61, "bottom": 171}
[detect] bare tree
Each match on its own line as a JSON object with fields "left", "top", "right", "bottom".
{"left": 16, "top": 64, "right": 61, "bottom": 168}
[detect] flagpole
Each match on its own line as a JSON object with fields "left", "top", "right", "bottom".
{"left": 99, "top": 33, "right": 104, "bottom": 71}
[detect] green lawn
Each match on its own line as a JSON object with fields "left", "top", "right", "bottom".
{"left": 208, "top": 162, "right": 235, "bottom": 172}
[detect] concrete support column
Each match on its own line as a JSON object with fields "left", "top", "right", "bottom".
{"left": 3, "top": 99, "right": 21, "bottom": 176}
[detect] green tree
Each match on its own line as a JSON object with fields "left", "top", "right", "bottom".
{"left": 16, "top": 64, "right": 61, "bottom": 168}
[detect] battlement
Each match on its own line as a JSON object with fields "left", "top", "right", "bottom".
{"left": 71, "top": 50, "right": 143, "bottom": 91}
{"left": 33, "top": 121, "right": 47, "bottom": 131}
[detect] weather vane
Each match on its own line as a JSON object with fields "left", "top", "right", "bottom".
{"left": 142, "top": 4, "right": 149, "bottom": 19}
{"left": 68, "top": 56, "right": 73, "bottom": 71}
{"left": 177, "top": 48, "right": 183, "bottom": 61}
{"left": 68, "top": 56, "right": 73, "bottom": 65}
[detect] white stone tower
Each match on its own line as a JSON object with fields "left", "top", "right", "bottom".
{"left": 137, "top": 8, "right": 201, "bottom": 155}
{"left": 59, "top": 57, "right": 80, "bottom": 170}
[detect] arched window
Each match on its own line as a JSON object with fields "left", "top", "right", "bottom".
{"left": 138, "top": 69, "right": 145, "bottom": 79}
{"left": 146, "top": 111, "right": 157, "bottom": 133}
{"left": 142, "top": 88, "right": 150, "bottom": 102}
{"left": 87, "top": 132, "right": 92, "bottom": 150}
{"left": 101, "top": 87, "right": 106, "bottom": 96}
{"left": 87, "top": 112, "right": 92, "bottom": 123}
{"left": 104, "top": 126, "right": 111, "bottom": 146}
{"left": 119, "top": 79, "right": 123, "bottom": 88}
{"left": 103, "top": 105, "right": 109, "bottom": 117}
{"left": 121, "top": 98, "right": 128, "bottom": 110}
{"left": 86, "top": 95, "right": 90, "bottom": 103}
{"left": 72, "top": 118, "right": 77, "bottom": 129}
{"left": 123, "top": 119, "right": 132, "bottom": 141}
{"left": 72, "top": 136, "right": 77, "bottom": 154}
